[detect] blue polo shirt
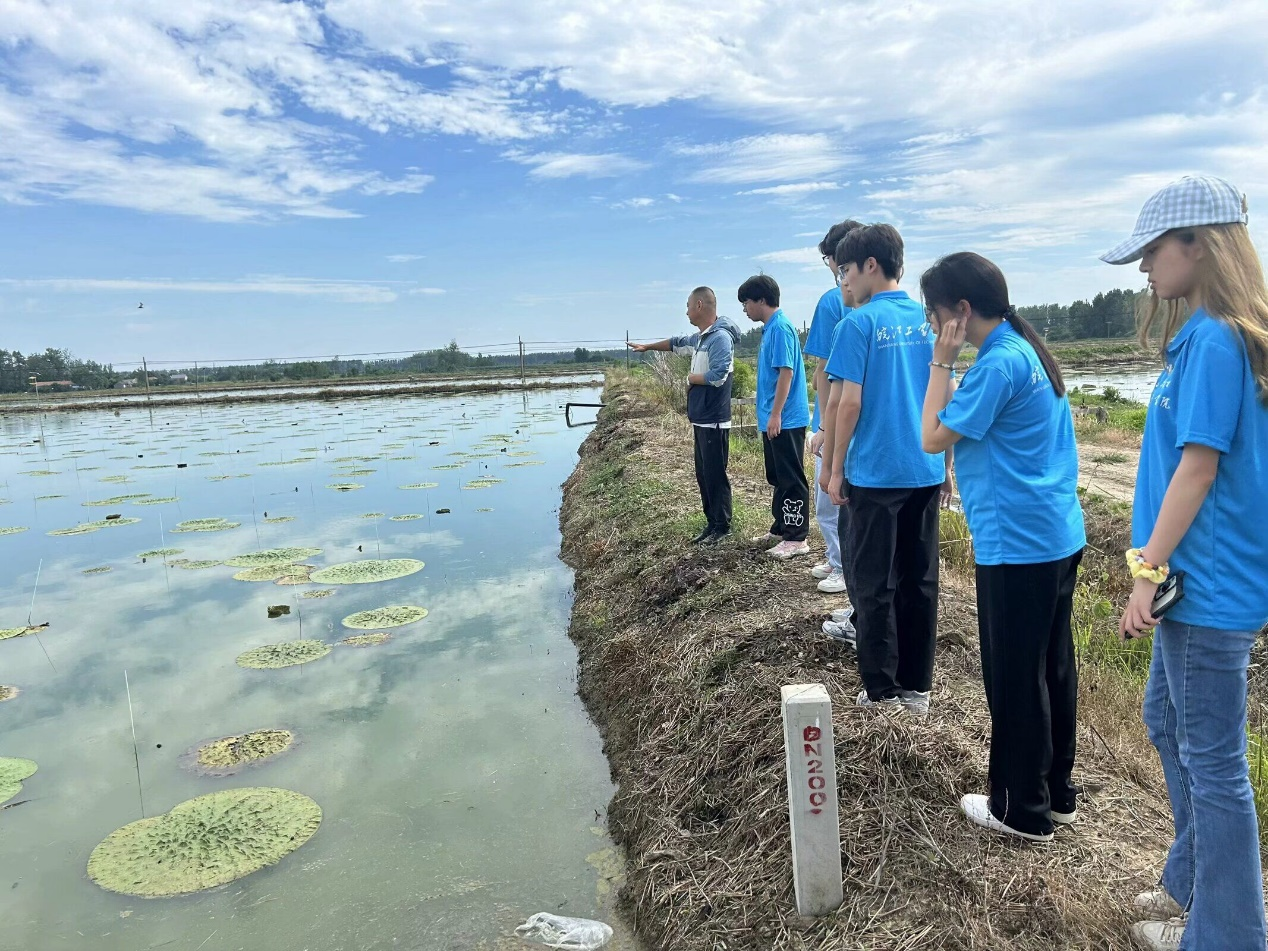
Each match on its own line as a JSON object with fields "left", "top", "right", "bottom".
{"left": 804, "top": 288, "right": 849, "bottom": 432}
{"left": 825, "top": 289, "right": 944, "bottom": 488}
{"left": 1134, "top": 309, "right": 1268, "bottom": 630}
{"left": 756, "top": 309, "right": 810, "bottom": 431}
{"left": 938, "top": 322, "right": 1085, "bottom": 565}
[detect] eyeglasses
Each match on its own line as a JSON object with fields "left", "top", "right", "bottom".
{"left": 834, "top": 266, "right": 848, "bottom": 287}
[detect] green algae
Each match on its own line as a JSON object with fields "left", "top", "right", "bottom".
{"left": 0, "top": 756, "right": 37, "bottom": 804}
{"left": 341, "top": 605, "right": 428, "bottom": 630}
{"left": 86, "top": 787, "right": 321, "bottom": 898}
{"left": 224, "top": 548, "right": 322, "bottom": 569}
{"left": 340, "top": 633, "right": 392, "bottom": 647}
{"left": 236, "top": 640, "right": 332, "bottom": 669}
{"left": 190, "top": 730, "right": 294, "bottom": 776}
{"left": 309, "top": 559, "right": 424, "bottom": 585}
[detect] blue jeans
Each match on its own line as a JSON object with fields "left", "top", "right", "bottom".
{"left": 813, "top": 454, "right": 841, "bottom": 570}
{"left": 1143, "top": 620, "right": 1266, "bottom": 950}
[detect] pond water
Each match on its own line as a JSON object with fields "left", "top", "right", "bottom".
{"left": 0, "top": 386, "right": 637, "bottom": 951}
{"left": 1061, "top": 360, "right": 1160, "bottom": 403}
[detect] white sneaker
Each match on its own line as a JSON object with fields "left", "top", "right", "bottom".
{"left": 767, "top": 540, "right": 811, "bottom": 560}
{"left": 809, "top": 561, "right": 833, "bottom": 579}
{"left": 898, "top": 689, "right": 930, "bottom": 715}
{"left": 959, "top": 793, "right": 1053, "bottom": 843}
{"left": 1131, "top": 918, "right": 1185, "bottom": 951}
{"left": 817, "top": 569, "right": 847, "bottom": 593}
{"left": 831, "top": 607, "right": 854, "bottom": 623}
{"left": 1049, "top": 807, "right": 1078, "bottom": 826}
{"left": 822, "top": 619, "right": 856, "bottom": 645}
{"left": 856, "top": 689, "right": 903, "bottom": 710}
{"left": 1133, "top": 885, "right": 1183, "bottom": 920}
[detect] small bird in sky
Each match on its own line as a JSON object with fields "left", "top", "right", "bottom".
{"left": 137, "top": 302, "right": 144, "bottom": 309}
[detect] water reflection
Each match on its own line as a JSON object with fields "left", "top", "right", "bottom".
{"left": 0, "top": 387, "right": 635, "bottom": 951}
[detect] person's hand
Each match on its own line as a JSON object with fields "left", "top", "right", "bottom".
{"left": 626, "top": 341, "right": 651, "bottom": 353}
{"left": 828, "top": 472, "right": 847, "bottom": 506}
{"left": 818, "top": 464, "right": 832, "bottom": 496}
{"left": 810, "top": 430, "right": 824, "bottom": 458}
{"left": 934, "top": 315, "right": 969, "bottom": 365}
{"left": 940, "top": 472, "right": 955, "bottom": 508}
{"left": 766, "top": 417, "right": 782, "bottom": 439}
{"left": 1119, "top": 576, "right": 1160, "bottom": 640}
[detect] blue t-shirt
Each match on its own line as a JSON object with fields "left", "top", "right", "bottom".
{"left": 825, "top": 289, "right": 945, "bottom": 488}
{"left": 756, "top": 309, "right": 810, "bottom": 431}
{"left": 804, "top": 288, "right": 849, "bottom": 432}
{"left": 1133, "top": 309, "right": 1268, "bottom": 630}
{"left": 938, "top": 322, "right": 1086, "bottom": 565}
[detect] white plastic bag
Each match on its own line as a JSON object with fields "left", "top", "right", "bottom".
{"left": 515, "top": 912, "right": 613, "bottom": 950}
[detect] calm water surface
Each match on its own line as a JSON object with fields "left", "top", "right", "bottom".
{"left": 0, "top": 387, "right": 634, "bottom": 951}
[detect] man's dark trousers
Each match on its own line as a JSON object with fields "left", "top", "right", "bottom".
{"left": 847, "top": 483, "right": 940, "bottom": 700}
{"left": 692, "top": 424, "right": 731, "bottom": 534}
{"left": 761, "top": 427, "right": 808, "bottom": 542}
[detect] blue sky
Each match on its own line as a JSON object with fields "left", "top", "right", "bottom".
{"left": 2, "top": 0, "right": 1267, "bottom": 369}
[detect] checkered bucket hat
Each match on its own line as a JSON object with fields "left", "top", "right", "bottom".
{"left": 1101, "top": 174, "right": 1248, "bottom": 265}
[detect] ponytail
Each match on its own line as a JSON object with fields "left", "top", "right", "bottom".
{"left": 1002, "top": 305, "right": 1066, "bottom": 397}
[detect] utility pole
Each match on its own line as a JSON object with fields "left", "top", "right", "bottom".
{"left": 625, "top": 331, "right": 630, "bottom": 370}
{"left": 141, "top": 357, "right": 152, "bottom": 403}
{"left": 518, "top": 336, "right": 525, "bottom": 385}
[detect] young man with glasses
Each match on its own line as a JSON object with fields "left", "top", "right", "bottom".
{"left": 739, "top": 274, "right": 812, "bottom": 559}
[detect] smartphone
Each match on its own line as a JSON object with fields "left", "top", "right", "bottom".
{"left": 1150, "top": 570, "right": 1186, "bottom": 619}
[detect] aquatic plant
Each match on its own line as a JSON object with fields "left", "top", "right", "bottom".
{"left": 0, "top": 527, "right": 28, "bottom": 536}
{"left": 389, "top": 514, "right": 424, "bottom": 521}
{"left": 301, "top": 589, "right": 334, "bottom": 599}
{"left": 0, "top": 756, "right": 37, "bottom": 804}
{"left": 171, "top": 518, "right": 241, "bottom": 533}
{"left": 135, "top": 497, "right": 180, "bottom": 506}
{"left": 340, "top": 633, "right": 392, "bottom": 647}
{"left": 225, "top": 548, "right": 322, "bottom": 568}
{"left": 475, "top": 508, "right": 494, "bottom": 513}
{"left": 236, "top": 640, "right": 331, "bottom": 669}
{"left": 83, "top": 494, "right": 151, "bottom": 507}
{"left": 506, "top": 461, "right": 546, "bottom": 467}
{"left": 341, "top": 605, "right": 428, "bottom": 630}
{"left": 311, "top": 559, "right": 424, "bottom": 585}
{"left": 190, "top": 730, "right": 294, "bottom": 775}
{"left": 86, "top": 787, "right": 322, "bottom": 898}
{"left": 0, "top": 685, "right": 18, "bottom": 702}
{"left": 326, "top": 483, "right": 364, "bottom": 492}
{"left": 232, "top": 566, "right": 297, "bottom": 583}
{"left": 263, "top": 516, "right": 296, "bottom": 524}
{"left": 170, "top": 559, "right": 223, "bottom": 570}
{"left": 137, "top": 548, "right": 184, "bottom": 559}
{"left": 83, "top": 566, "right": 113, "bottom": 575}
{"left": 0, "top": 624, "right": 46, "bottom": 640}
{"left": 398, "top": 482, "right": 439, "bottom": 490}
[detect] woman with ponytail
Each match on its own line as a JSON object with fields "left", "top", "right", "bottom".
{"left": 919, "top": 252, "right": 1086, "bottom": 844}
{"left": 1102, "top": 175, "right": 1268, "bottom": 951}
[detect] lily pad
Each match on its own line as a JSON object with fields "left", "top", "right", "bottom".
{"left": 263, "top": 516, "right": 296, "bottom": 524}
{"left": 358, "top": 513, "right": 384, "bottom": 519}
{"left": 233, "top": 565, "right": 299, "bottom": 583}
{"left": 138, "top": 548, "right": 184, "bottom": 559}
{"left": 225, "top": 548, "right": 322, "bottom": 569}
{"left": 236, "top": 640, "right": 332, "bottom": 669}
{"left": 389, "top": 514, "right": 424, "bottom": 521}
{"left": 0, "top": 527, "right": 29, "bottom": 536}
{"left": 310, "top": 559, "right": 424, "bottom": 585}
{"left": 326, "top": 483, "right": 364, "bottom": 492}
{"left": 341, "top": 633, "right": 392, "bottom": 647}
{"left": 135, "top": 497, "right": 180, "bottom": 506}
{"left": 0, "top": 624, "right": 46, "bottom": 641}
{"left": 82, "top": 566, "right": 113, "bottom": 575}
{"left": 172, "top": 518, "right": 240, "bottom": 533}
{"left": 301, "top": 589, "right": 335, "bottom": 600}
{"left": 341, "top": 606, "right": 428, "bottom": 630}
{"left": 0, "top": 685, "right": 18, "bottom": 702}
{"left": 86, "top": 787, "right": 321, "bottom": 897}
{"left": 188, "top": 730, "right": 295, "bottom": 776}
{"left": 170, "top": 559, "right": 223, "bottom": 570}
{"left": 398, "top": 482, "right": 439, "bottom": 490}
{"left": 0, "top": 756, "right": 37, "bottom": 804}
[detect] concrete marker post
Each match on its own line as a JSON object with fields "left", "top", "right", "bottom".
{"left": 781, "top": 683, "right": 842, "bottom": 916}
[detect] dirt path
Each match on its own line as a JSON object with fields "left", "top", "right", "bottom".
{"left": 1078, "top": 441, "right": 1140, "bottom": 504}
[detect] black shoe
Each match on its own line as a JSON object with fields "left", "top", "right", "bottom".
{"left": 701, "top": 528, "right": 730, "bottom": 545}
{"left": 691, "top": 528, "right": 714, "bottom": 544}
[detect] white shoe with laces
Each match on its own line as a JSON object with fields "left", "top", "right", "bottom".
{"left": 1133, "top": 885, "right": 1183, "bottom": 920}
{"left": 898, "top": 689, "right": 930, "bottom": 715}
{"left": 817, "top": 569, "right": 847, "bottom": 593}
{"left": 767, "top": 540, "right": 811, "bottom": 560}
{"left": 830, "top": 607, "right": 854, "bottom": 623}
{"left": 960, "top": 793, "right": 1053, "bottom": 843}
{"left": 810, "top": 561, "right": 833, "bottom": 579}
{"left": 856, "top": 689, "right": 903, "bottom": 710}
{"left": 822, "top": 619, "right": 855, "bottom": 645}
{"left": 1131, "top": 917, "right": 1186, "bottom": 951}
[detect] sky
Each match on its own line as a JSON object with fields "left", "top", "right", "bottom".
{"left": 2, "top": 0, "right": 1267, "bottom": 369}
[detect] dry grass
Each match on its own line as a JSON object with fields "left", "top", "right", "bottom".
{"left": 560, "top": 373, "right": 1196, "bottom": 951}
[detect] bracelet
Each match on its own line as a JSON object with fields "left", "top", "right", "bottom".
{"left": 1126, "top": 548, "right": 1169, "bottom": 584}
{"left": 930, "top": 361, "right": 956, "bottom": 371}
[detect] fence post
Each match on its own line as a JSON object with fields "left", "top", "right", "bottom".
{"left": 625, "top": 330, "right": 630, "bottom": 370}
{"left": 781, "top": 683, "right": 843, "bottom": 916}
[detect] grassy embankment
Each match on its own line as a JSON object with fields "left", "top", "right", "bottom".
{"left": 560, "top": 367, "right": 1268, "bottom": 951}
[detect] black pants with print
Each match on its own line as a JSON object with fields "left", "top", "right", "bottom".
{"left": 975, "top": 550, "right": 1083, "bottom": 836}
{"left": 847, "top": 483, "right": 941, "bottom": 700}
{"left": 692, "top": 425, "right": 732, "bottom": 534}
{"left": 761, "top": 427, "right": 808, "bottom": 542}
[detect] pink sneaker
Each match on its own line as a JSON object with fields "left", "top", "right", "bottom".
{"left": 767, "top": 540, "right": 810, "bottom": 560}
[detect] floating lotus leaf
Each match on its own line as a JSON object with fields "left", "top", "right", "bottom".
{"left": 0, "top": 527, "right": 28, "bottom": 536}
{"left": 345, "top": 469, "right": 377, "bottom": 476}
{"left": 301, "top": 589, "right": 334, "bottom": 599}
{"left": 341, "top": 633, "right": 392, "bottom": 647}
{"left": 358, "top": 512, "right": 384, "bottom": 519}
{"left": 170, "top": 559, "right": 223, "bottom": 570}
{"left": 35, "top": 494, "right": 65, "bottom": 501}
{"left": 83, "top": 566, "right": 113, "bottom": 575}
{"left": 225, "top": 548, "right": 322, "bottom": 569}
{"left": 135, "top": 497, "right": 180, "bottom": 506}
{"left": 1, "top": 625, "right": 45, "bottom": 640}
{"left": 273, "top": 568, "right": 316, "bottom": 586}
{"left": 431, "top": 463, "right": 465, "bottom": 470}
{"left": 236, "top": 640, "right": 332, "bottom": 669}
{"left": 326, "top": 483, "right": 363, "bottom": 492}
{"left": 172, "top": 518, "right": 240, "bottom": 533}
{"left": 263, "top": 516, "right": 295, "bottom": 524}
{"left": 462, "top": 478, "right": 503, "bottom": 489}
{"left": 90, "top": 517, "right": 142, "bottom": 529}
{"left": 48, "top": 524, "right": 99, "bottom": 537}
{"left": 389, "top": 514, "right": 424, "bottom": 521}
{"left": 0, "top": 685, "right": 18, "bottom": 702}
{"left": 341, "top": 605, "right": 428, "bottom": 630}
{"left": 506, "top": 461, "right": 546, "bottom": 467}
{"left": 99, "top": 475, "right": 133, "bottom": 484}
{"left": 190, "top": 730, "right": 294, "bottom": 776}
{"left": 310, "top": 559, "right": 424, "bottom": 585}
{"left": 21, "top": 470, "right": 59, "bottom": 476}
{"left": 86, "top": 787, "right": 322, "bottom": 898}
{"left": 398, "top": 482, "right": 439, "bottom": 490}
{"left": 138, "top": 548, "right": 184, "bottom": 559}
{"left": 0, "top": 756, "right": 37, "bottom": 803}
{"left": 233, "top": 565, "right": 296, "bottom": 583}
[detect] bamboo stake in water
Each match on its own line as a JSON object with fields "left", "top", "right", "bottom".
{"left": 124, "top": 670, "right": 146, "bottom": 818}
{"left": 26, "top": 559, "right": 56, "bottom": 671}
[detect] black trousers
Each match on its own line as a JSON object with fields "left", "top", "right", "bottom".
{"left": 761, "top": 427, "right": 808, "bottom": 542}
{"left": 847, "top": 483, "right": 940, "bottom": 700}
{"left": 692, "top": 425, "right": 732, "bottom": 534}
{"left": 975, "top": 550, "right": 1083, "bottom": 836}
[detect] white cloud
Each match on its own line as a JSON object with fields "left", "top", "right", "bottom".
{"left": 407, "top": 287, "right": 447, "bottom": 295}
{"left": 611, "top": 196, "right": 656, "bottom": 208}
{"left": 0, "top": 277, "right": 402, "bottom": 303}
{"left": 677, "top": 134, "right": 853, "bottom": 185}
{"left": 504, "top": 150, "right": 647, "bottom": 179}
{"left": 738, "top": 181, "right": 843, "bottom": 196}
{"left": 754, "top": 246, "right": 820, "bottom": 265}
{"left": 387, "top": 254, "right": 426, "bottom": 263}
